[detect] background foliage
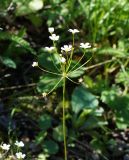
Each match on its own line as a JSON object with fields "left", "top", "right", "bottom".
{"left": 1, "top": 0, "right": 129, "bottom": 159}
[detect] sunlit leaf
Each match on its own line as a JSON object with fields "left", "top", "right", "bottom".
{"left": 37, "top": 74, "right": 62, "bottom": 93}
{"left": 0, "top": 56, "right": 16, "bottom": 68}
{"left": 72, "top": 86, "right": 99, "bottom": 113}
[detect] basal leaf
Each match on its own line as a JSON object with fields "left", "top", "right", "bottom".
{"left": 37, "top": 74, "right": 63, "bottom": 93}
{"left": 43, "top": 140, "right": 59, "bottom": 155}
{"left": 38, "top": 114, "right": 52, "bottom": 131}
{"left": 38, "top": 51, "right": 61, "bottom": 72}
{"left": 71, "top": 85, "right": 99, "bottom": 113}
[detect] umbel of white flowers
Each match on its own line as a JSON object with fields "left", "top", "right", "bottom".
{"left": 15, "top": 141, "right": 24, "bottom": 147}
{"left": 0, "top": 143, "right": 10, "bottom": 151}
{"left": 16, "top": 152, "right": 26, "bottom": 159}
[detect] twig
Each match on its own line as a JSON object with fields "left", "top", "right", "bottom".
{"left": 0, "top": 83, "right": 36, "bottom": 91}
{"left": 85, "top": 58, "right": 115, "bottom": 71}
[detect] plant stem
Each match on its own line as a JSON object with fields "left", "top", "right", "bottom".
{"left": 63, "top": 77, "right": 67, "bottom": 160}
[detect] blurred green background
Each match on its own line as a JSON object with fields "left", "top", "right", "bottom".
{"left": 1, "top": 0, "right": 129, "bottom": 159}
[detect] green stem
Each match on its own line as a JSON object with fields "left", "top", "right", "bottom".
{"left": 66, "top": 34, "right": 75, "bottom": 72}
{"left": 63, "top": 77, "right": 67, "bottom": 160}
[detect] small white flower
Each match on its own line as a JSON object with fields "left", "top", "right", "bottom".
{"left": 48, "top": 27, "right": 54, "bottom": 33}
{"left": 42, "top": 92, "right": 47, "bottom": 97}
{"left": 60, "top": 57, "right": 66, "bottom": 63}
{"left": 61, "top": 45, "right": 72, "bottom": 52}
{"left": 15, "top": 141, "right": 24, "bottom": 147}
{"left": 16, "top": 152, "right": 26, "bottom": 159}
{"left": 45, "top": 46, "right": 55, "bottom": 52}
{"left": 49, "top": 34, "right": 59, "bottom": 41}
{"left": 78, "top": 78, "right": 83, "bottom": 83}
{"left": 80, "top": 42, "right": 91, "bottom": 49}
{"left": 68, "top": 29, "right": 79, "bottom": 34}
{"left": 1, "top": 143, "right": 10, "bottom": 151}
{"left": 32, "top": 62, "right": 38, "bottom": 67}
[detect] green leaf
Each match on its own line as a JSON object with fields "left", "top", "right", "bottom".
{"left": 81, "top": 116, "right": 107, "bottom": 130}
{"left": 52, "top": 125, "right": 64, "bottom": 142}
{"left": 97, "top": 47, "right": 128, "bottom": 57}
{"left": 0, "top": 56, "right": 16, "bottom": 69}
{"left": 38, "top": 51, "right": 61, "bottom": 72}
{"left": 37, "top": 74, "right": 62, "bottom": 93}
{"left": 68, "top": 60, "right": 85, "bottom": 78}
{"left": 43, "top": 140, "right": 59, "bottom": 155}
{"left": 0, "top": 32, "right": 36, "bottom": 55}
{"left": 101, "top": 88, "right": 129, "bottom": 129}
{"left": 68, "top": 67, "right": 85, "bottom": 78}
{"left": 38, "top": 114, "right": 52, "bottom": 131}
{"left": 35, "top": 131, "right": 47, "bottom": 144}
{"left": 14, "top": 0, "right": 44, "bottom": 16}
{"left": 115, "top": 70, "right": 129, "bottom": 86}
{"left": 71, "top": 86, "right": 99, "bottom": 113}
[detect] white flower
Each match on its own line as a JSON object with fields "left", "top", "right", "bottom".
{"left": 42, "top": 92, "right": 47, "bottom": 97}
{"left": 68, "top": 29, "right": 79, "bottom": 34}
{"left": 80, "top": 43, "right": 91, "bottom": 49}
{"left": 49, "top": 34, "right": 59, "bottom": 41}
{"left": 48, "top": 27, "right": 54, "bottom": 33}
{"left": 32, "top": 62, "right": 38, "bottom": 67}
{"left": 60, "top": 57, "right": 66, "bottom": 63}
{"left": 1, "top": 143, "right": 10, "bottom": 151}
{"left": 61, "top": 45, "right": 72, "bottom": 52}
{"left": 78, "top": 78, "right": 83, "bottom": 83}
{"left": 15, "top": 141, "right": 24, "bottom": 147}
{"left": 16, "top": 152, "right": 26, "bottom": 159}
{"left": 45, "top": 46, "right": 55, "bottom": 52}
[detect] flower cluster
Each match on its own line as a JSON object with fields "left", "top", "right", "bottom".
{"left": 32, "top": 27, "right": 92, "bottom": 97}
{"left": 48, "top": 27, "right": 59, "bottom": 41}
{"left": 0, "top": 141, "right": 26, "bottom": 159}
{"left": 1, "top": 143, "right": 10, "bottom": 151}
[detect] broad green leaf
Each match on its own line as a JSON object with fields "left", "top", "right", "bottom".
{"left": 67, "top": 60, "right": 85, "bottom": 78}
{"left": 116, "top": 117, "right": 128, "bottom": 130}
{"left": 38, "top": 51, "right": 61, "bottom": 72}
{"left": 37, "top": 74, "right": 62, "bottom": 93}
{"left": 97, "top": 47, "right": 128, "bottom": 57}
{"left": 101, "top": 89, "right": 129, "bottom": 129}
{"left": 68, "top": 67, "right": 85, "bottom": 78}
{"left": 71, "top": 86, "right": 99, "bottom": 113}
{"left": 52, "top": 125, "right": 64, "bottom": 142}
{"left": 43, "top": 140, "right": 59, "bottom": 155}
{"left": 0, "top": 56, "right": 16, "bottom": 68}
{"left": 38, "top": 114, "right": 52, "bottom": 131}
